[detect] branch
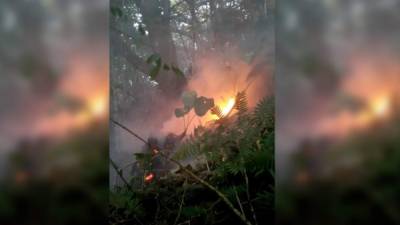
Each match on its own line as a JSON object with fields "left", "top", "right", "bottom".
{"left": 164, "top": 154, "right": 252, "bottom": 225}
{"left": 110, "top": 158, "right": 134, "bottom": 192}
{"left": 234, "top": 186, "right": 246, "bottom": 219}
{"left": 174, "top": 179, "right": 187, "bottom": 225}
{"left": 244, "top": 168, "right": 258, "bottom": 225}
{"left": 112, "top": 120, "right": 253, "bottom": 225}
{"left": 111, "top": 119, "right": 149, "bottom": 145}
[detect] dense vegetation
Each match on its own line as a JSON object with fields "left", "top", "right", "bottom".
{"left": 110, "top": 96, "right": 274, "bottom": 225}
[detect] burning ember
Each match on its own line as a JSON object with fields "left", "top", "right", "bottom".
{"left": 144, "top": 173, "right": 155, "bottom": 182}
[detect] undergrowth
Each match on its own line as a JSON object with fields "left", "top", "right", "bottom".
{"left": 109, "top": 96, "right": 275, "bottom": 225}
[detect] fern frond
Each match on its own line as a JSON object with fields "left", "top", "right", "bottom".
{"left": 252, "top": 96, "right": 274, "bottom": 130}
{"left": 173, "top": 139, "right": 202, "bottom": 161}
{"left": 253, "top": 191, "right": 274, "bottom": 209}
{"left": 235, "top": 91, "right": 248, "bottom": 114}
{"left": 210, "top": 106, "right": 223, "bottom": 119}
{"left": 220, "top": 185, "right": 247, "bottom": 202}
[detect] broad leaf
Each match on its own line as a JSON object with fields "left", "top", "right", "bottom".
{"left": 111, "top": 7, "right": 123, "bottom": 18}
{"left": 138, "top": 24, "right": 146, "bottom": 35}
{"left": 175, "top": 108, "right": 187, "bottom": 118}
{"left": 163, "top": 64, "right": 170, "bottom": 70}
{"left": 171, "top": 65, "right": 185, "bottom": 77}
{"left": 146, "top": 53, "right": 160, "bottom": 64}
{"left": 194, "top": 96, "right": 214, "bottom": 116}
{"left": 182, "top": 90, "right": 197, "bottom": 110}
{"left": 149, "top": 57, "right": 162, "bottom": 80}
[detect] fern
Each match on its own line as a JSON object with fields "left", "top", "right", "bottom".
{"left": 173, "top": 138, "right": 202, "bottom": 161}
{"left": 110, "top": 189, "right": 144, "bottom": 217}
{"left": 220, "top": 185, "right": 247, "bottom": 202}
{"left": 253, "top": 191, "right": 274, "bottom": 209}
{"left": 235, "top": 91, "right": 248, "bottom": 114}
{"left": 112, "top": 96, "right": 275, "bottom": 225}
{"left": 181, "top": 206, "right": 207, "bottom": 218}
{"left": 210, "top": 106, "right": 223, "bottom": 119}
{"left": 252, "top": 96, "right": 274, "bottom": 132}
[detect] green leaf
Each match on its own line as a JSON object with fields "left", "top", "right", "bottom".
{"left": 134, "top": 153, "right": 152, "bottom": 161}
{"left": 149, "top": 57, "right": 162, "bottom": 80}
{"left": 171, "top": 65, "right": 185, "bottom": 77}
{"left": 194, "top": 96, "right": 214, "bottom": 116}
{"left": 146, "top": 53, "right": 160, "bottom": 64}
{"left": 181, "top": 206, "right": 206, "bottom": 218}
{"left": 138, "top": 24, "right": 146, "bottom": 35}
{"left": 182, "top": 91, "right": 197, "bottom": 110}
{"left": 175, "top": 108, "right": 186, "bottom": 118}
{"left": 111, "top": 7, "right": 123, "bottom": 18}
{"left": 163, "top": 64, "right": 170, "bottom": 70}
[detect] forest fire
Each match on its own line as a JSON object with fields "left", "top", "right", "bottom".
{"left": 161, "top": 53, "right": 270, "bottom": 135}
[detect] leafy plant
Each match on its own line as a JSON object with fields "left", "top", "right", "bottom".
{"left": 175, "top": 90, "right": 215, "bottom": 118}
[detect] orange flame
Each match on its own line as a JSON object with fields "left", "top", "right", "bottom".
{"left": 89, "top": 96, "right": 107, "bottom": 117}
{"left": 221, "top": 97, "right": 236, "bottom": 117}
{"left": 209, "top": 97, "right": 236, "bottom": 121}
{"left": 371, "top": 96, "right": 390, "bottom": 118}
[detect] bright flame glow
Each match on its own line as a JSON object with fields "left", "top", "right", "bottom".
{"left": 371, "top": 96, "right": 390, "bottom": 117}
{"left": 89, "top": 96, "right": 107, "bottom": 117}
{"left": 144, "top": 173, "right": 154, "bottom": 182}
{"left": 221, "top": 97, "right": 236, "bottom": 117}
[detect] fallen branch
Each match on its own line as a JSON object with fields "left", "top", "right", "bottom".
{"left": 244, "top": 168, "right": 258, "bottom": 225}
{"left": 174, "top": 179, "right": 187, "bottom": 225}
{"left": 234, "top": 186, "right": 246, "bottom": 219}
{"left": 110, "top": 158, "right": 133, "bottom": 192}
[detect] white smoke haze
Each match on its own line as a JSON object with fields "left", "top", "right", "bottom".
{"left": 161, "top": 52, "right": 272, "bottom": 135}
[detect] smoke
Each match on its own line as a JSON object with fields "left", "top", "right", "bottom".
{"left": 110, "top": 50, "right": 272, "bottom": 187}
{"left": 161, "top": 52, "right": 272, "bottom": 135}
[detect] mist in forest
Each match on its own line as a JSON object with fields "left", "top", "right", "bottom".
{"left": 110, "top": 0, "right": 274, "bottom": 187}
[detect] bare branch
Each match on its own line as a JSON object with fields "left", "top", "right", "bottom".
{"left": 111, "top": 119, "right": 253, "bottom": 225}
